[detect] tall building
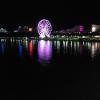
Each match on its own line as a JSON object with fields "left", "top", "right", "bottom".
{"left": 80, "top": 25, "right": 84, "bottom": 32}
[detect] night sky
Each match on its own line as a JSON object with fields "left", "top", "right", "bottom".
{"left": 0, "top": 0, "right": 99, "bottom": 30}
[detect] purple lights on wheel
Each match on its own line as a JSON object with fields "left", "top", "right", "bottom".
{"left": 37, "top": 19, "right": 52, "bottom": 38}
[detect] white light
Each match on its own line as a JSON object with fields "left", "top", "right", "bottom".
{"left": 40, "top": 34, "right": 45, "bottom": 38}
{"left": 94, "top": 36, "right": 100, "bottom": 37}
{"left": 29, "top": 28, "right": 32, "bottom": 32}
{"left": 92, "top": 26, "right": 96, "bottom": 32}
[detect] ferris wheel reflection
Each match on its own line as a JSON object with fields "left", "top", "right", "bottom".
{"left": 38, "top": 40, "right": 52, "bottom": 65}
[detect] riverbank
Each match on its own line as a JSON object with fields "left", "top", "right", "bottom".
{"left": 1, "top": 36, "right": 100, "bottom": 42}
{"left": 30, "top": 36, "right": 100, "bottom": 42}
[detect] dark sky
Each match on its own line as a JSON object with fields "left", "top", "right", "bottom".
{"left": 0, "top": 0, "right": 100, "bottom": 30}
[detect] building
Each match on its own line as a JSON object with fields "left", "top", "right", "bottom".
{"left": 14, "top": 26, "right": 33, "bottom": 33}
{"left": 0, "top": 28, "right": 8, "bottom": 33}
{"left": 64, "top": 25, "right": 84, "bottom": 33}
{"left": 91, "top": 24, "right": 100, "bottom": 32}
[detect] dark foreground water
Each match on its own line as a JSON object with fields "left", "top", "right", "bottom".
{"left": 0, "top": 37, "right": 99, "bottom": 99}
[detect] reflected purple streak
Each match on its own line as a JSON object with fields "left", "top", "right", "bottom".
{"left": 38, "top": 40, "right": 52, "bottom": 64}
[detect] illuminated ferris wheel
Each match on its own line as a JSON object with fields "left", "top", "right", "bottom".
{"left": 37, "top": 19, "right": 52, "bottom": 38}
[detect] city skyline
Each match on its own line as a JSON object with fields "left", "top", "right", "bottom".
{"left": 0, "top": 16, "right": 100, "bottom": 31}
{"left": 0, "top": 0, "right": 99, "bottom": 30}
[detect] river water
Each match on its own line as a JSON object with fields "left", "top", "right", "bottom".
{"left": 0, "top": 37, "right": 99, "bottom": 99}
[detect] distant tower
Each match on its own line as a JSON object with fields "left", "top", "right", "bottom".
{"left": 80, "top": 25, "right": 84, "bottom": 32}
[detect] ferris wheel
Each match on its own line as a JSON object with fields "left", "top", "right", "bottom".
{"left": 37, "top": 19, "right": 52, "bottom": 38}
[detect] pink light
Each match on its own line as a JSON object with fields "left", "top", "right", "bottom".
{"left": 29, "top": 28, "right": 32, "bottom": 32}
{"left": 80, "top": 25, "right": 84, "bottom": 32}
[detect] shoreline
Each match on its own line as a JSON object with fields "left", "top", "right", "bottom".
{"left": 1, "top": 36, "right": 100, "bottom": 42}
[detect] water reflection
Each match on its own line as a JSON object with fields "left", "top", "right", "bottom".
{"left": 29, "top": 40, "right": 33, "bottom": 57}
{"left": 38, "top": 40, "right": 52, "bottom": 65}
{"left": 53, "top": 41, "right": 60, "bottom": 53}
{"left": 91, "top": 42, "right": 100, "bottom": 58}
{"left": 18, "top": 40, "right": 23, "bottom": 57}
{"left": 0, "top": 39, "right": 6, "bottom": 55}
{"left": 0, "top": 37, "right": 100, "bottom": 64}
{"left": 56, "top": 40, "right": 100, "bottom": 59}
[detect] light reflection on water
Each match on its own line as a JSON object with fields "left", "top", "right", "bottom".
{"left": 29, "top": 40, "right": 33, "bottom": 57}
{"left": 0, "top": 39, "right": 6, "bottom": 55}
{"left": 38, "top": 40, "right": 52, "bottom": 65}
{"left": 18, "top": 40, "right": 23, "bottom": 57}
{"left": 0, "top": 37, "right": 100, "bottom": 64}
